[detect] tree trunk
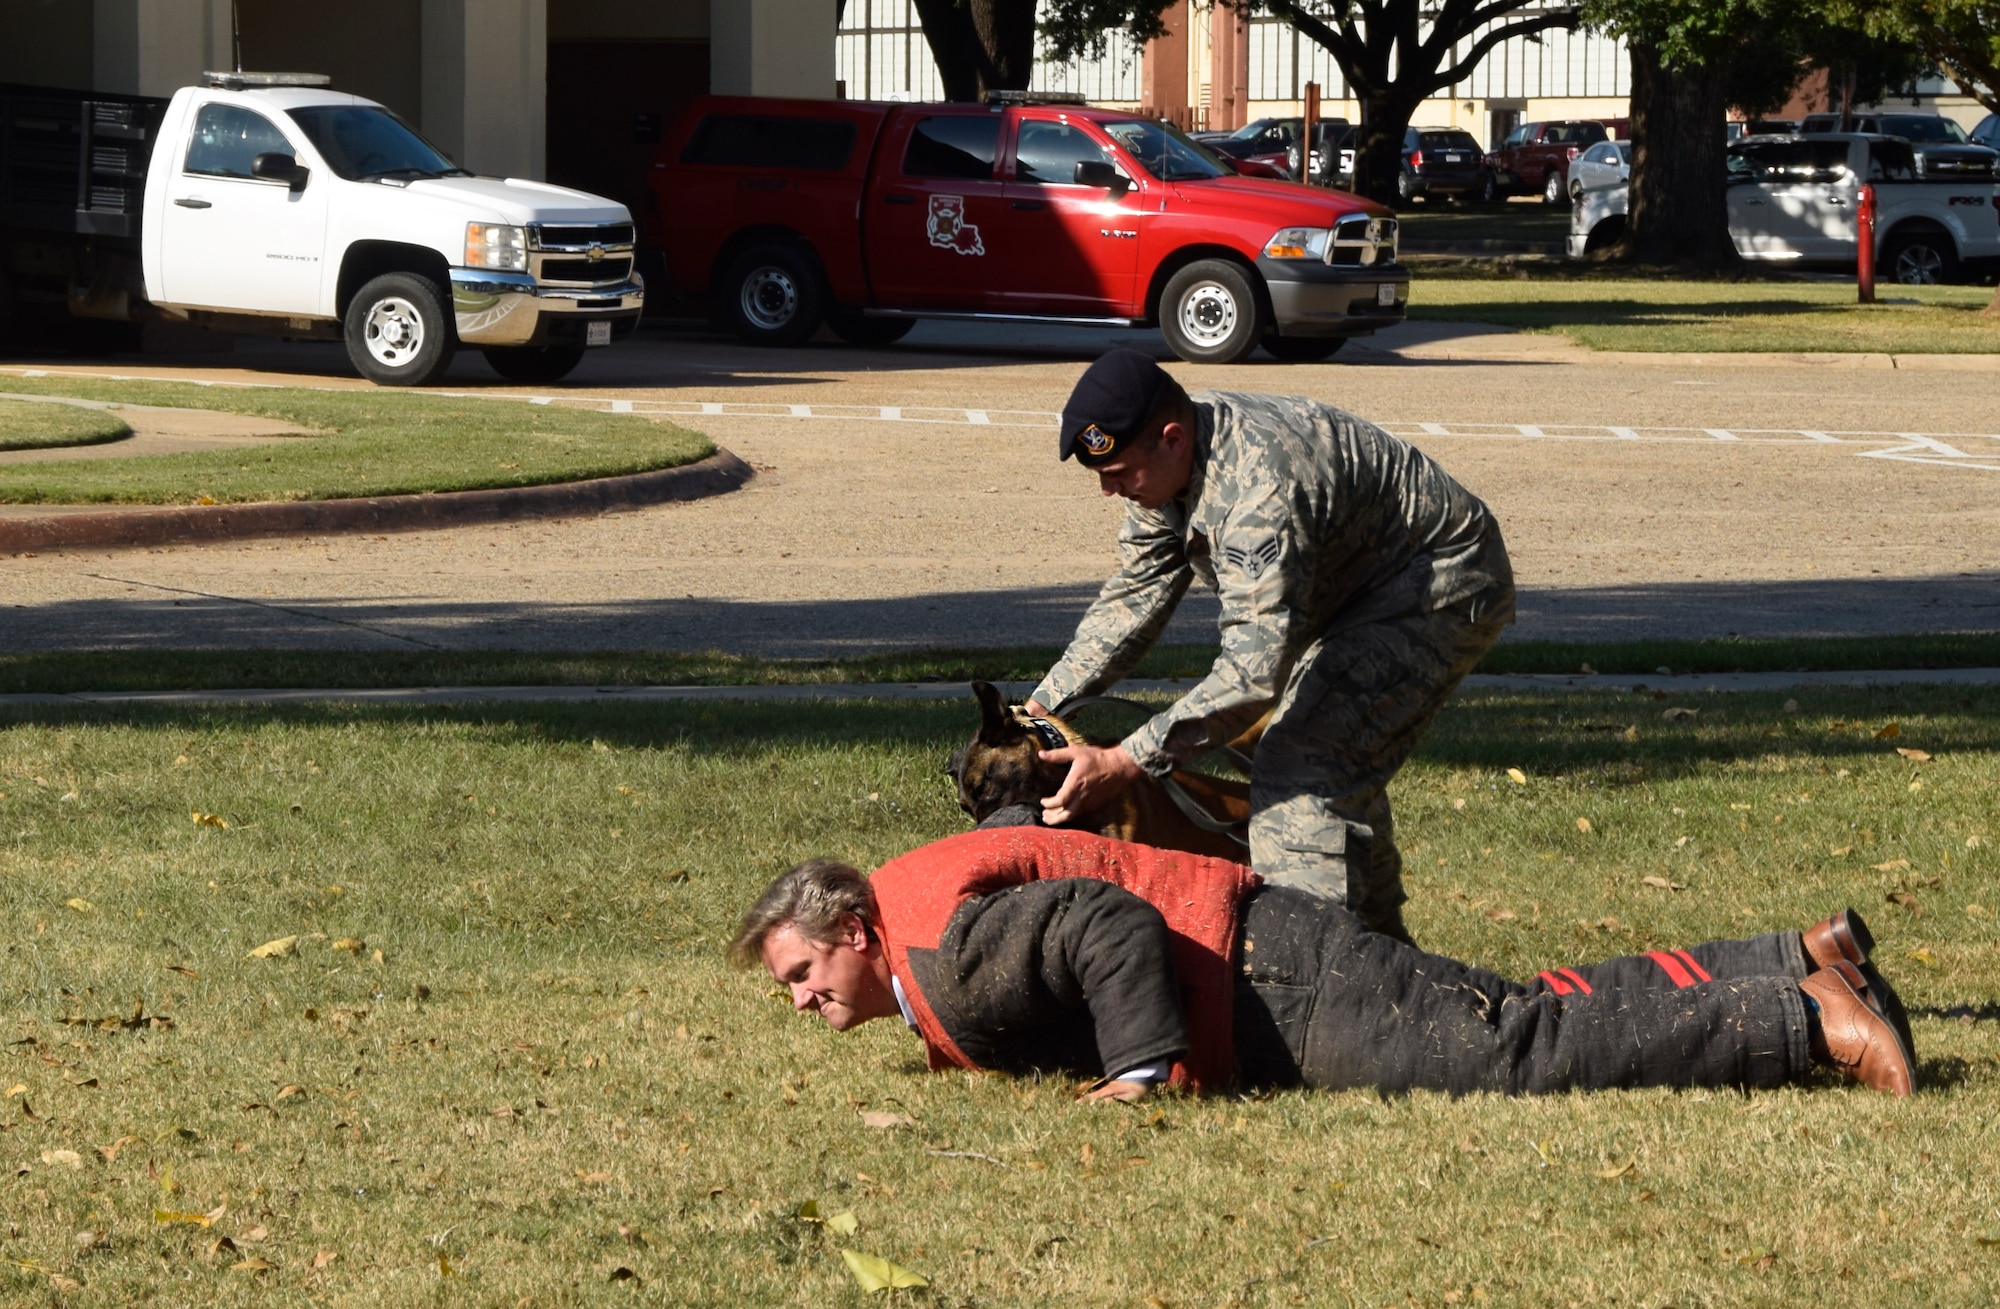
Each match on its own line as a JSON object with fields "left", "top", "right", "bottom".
{"left": 1352, "top": 93, "right": 1420, "bottom": 205}
{"left": 913, "top": 0, "right": 1038, "bottom": 101}
{"left": 1612, "top": 42, "right": 1739, "bottom": 269}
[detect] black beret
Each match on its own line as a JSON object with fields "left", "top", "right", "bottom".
{"left": 1059, "top": 349, "right": 1168, "bottom": 466}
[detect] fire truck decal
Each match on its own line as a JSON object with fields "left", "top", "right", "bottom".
{"left": 926, "top": 194, "right": 985, "bottom": 256}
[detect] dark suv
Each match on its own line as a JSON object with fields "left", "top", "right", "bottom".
{"left": 1799, "top": 112, "right": 1998, "bottom": 178}
{"left": 1482, "top": 120, "right": 1611, "bottom": 204}
{"left": 1398, "top": 127, "right": 1483, "bottom": 202}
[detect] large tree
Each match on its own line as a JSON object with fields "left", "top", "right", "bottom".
{"left": 910, "top": 0, "right": 1179, "bottom": 102}
{"left": 1230, "top": 0, "right": 1581, "bottom": 204}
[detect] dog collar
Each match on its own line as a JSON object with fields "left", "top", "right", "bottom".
{"left": 1023, "top": 717, "right": 1069, "bottom": 751}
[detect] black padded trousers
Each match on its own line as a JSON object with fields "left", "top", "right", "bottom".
{"left": 1232, "top": 887, "right": 1813, "bottom": 1095}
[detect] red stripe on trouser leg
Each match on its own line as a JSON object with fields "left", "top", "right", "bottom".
{"left": 1648, "top": 950, "right": 1698, "bottom": 988}
{"left": 1536, "top": 970, "right": 1572, "bottom": 995}
{"left": 1674, "top": 950, "right": 1712, "bottom": 983}
{"left": 1557, "top": 967, "right": 1593, "bottom": 995}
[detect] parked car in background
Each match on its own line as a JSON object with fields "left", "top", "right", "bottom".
{"left": 1728, "top": 118, "right": 1798, "bottom": 140}
{"left": 1798, "top": 112, "right": 1999, "bottom": 178}
{"left": 1196, "top": 117, "right": 1298, "bottom": 158}
{"left": 1396, "top": 127, "right": 1483, "bottom": 202}
{"left": 653, "top": 95, "right": 1408, "bottom": 364}
{"left": 1974, "top": 113, "right": 2000, "bottom": 150}
{"left": 1568, "top": 134, "right": 2000, "bottom": 283}
{"left": 1286, "top": 120, "right": 1356, "bottom": 187}
{"left": 1567, "top": 139, "right": 1631, "bottom": 198}
{"left": 1482, "top": 119, "right": 1611, "bottom": 204}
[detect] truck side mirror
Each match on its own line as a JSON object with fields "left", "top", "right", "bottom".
{"left": 252, "top": 151, "right": 310, "bottom": 191}
{"left": 1073, "top": 160, "right": 1129, "bottom": 193}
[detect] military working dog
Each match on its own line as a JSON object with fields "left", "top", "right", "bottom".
{"left": 947, "top": 681, "right": 1257, "bottom": 860}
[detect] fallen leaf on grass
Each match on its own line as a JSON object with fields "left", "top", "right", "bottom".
{"left": 274, "top": 1085, "right": 302, "bottom": 1102}
{"left": 1506, "top": 768, "right": 1527, "bottom": 785}
{"left": 97, "top": 1136, "right": 141, "bottom": 1162}
{"left": 1575, "top": 818, "right": 1593, "bottom": 834}
{"left": 40, "top": 1148, "right": 82, "bottom": 1169}
{"left": 1642, "top": 877, "right": 1686, "bottom": 892}
{"left": 860, "top": 1111, "right": 914, "bottom": 1130}
{"left": 1829, "top": 845, "right": 1853, "bottom": 857}
{"left": 191, "top": 810, "right": 229, "bottom": 829}
{"left": 166, "top": 965, "right": 200, "bottom": 979}
{"left": 1895, "top": 747, "right": 1931, "bottom": 762}
{"left": 231, "top": 1258, "right": 273, "bottom": 1273}
{"left": 1483, "top": 909, "right": 1516, "bottom": 922}
{"left": 1674, "top": 836, "right": 1691, "bottom": 849}
{"left": 1873, "top": 860, "right": 1911, "bottom": 873}
{"left": 1906, "top": 948, "right": 1938, "bottom": 968}
{"left": 438, "top": 1254, "right": 456, "bottom": 1278}
{"left": 608, "top": 1266, "right": 638, "bottom": 1282}
{"left": 4, "top": 1084, "right": 24, "bottom": 1098}
{"left": 1887, "top": 892, "right": 1921, "bottom": 912}
{"left": 246, "top": 936, "right": 298, "bottom": 959}
{"left": 240, "top": 1225, "right": 268, "bottom": 1244}
{"left": 207, "top": 1236, "right": 238, "bottom": 1258}
{"left": 577, "top": 1170, "right": 612, "bottom": 1184}
{"left": 154, "top": 1206, "right": 224, "bottom": 1227}
{"left": 329, "top": 937, "right": 365, "bottom": 954}
{"left": 827, "top": 1210, "right": 859, "bottom": 1236}
{"left": 1874, "top": 723, "right": 1901, "bottom": 739}
{"left": 840, "top": 1249, "right": 928, "bottom": 1292}
{"left": 1594, "top": 1157, "right": 1637, "bottom": 1180}
{"left": 65, "top": 898, "right": 93, "bottom": 913}
{"left": 49, "top": 1273, "right": 80, "bottom": 1292}
{"left": 5, "top": 1259, "right": 55, "bottom": 1276}
{"left": 311, "top": 1250, "right": 337, "bottom": 1270}
{"left": 1974, "top": 1236, "right": 2000, "bottom": 1247}
{"left": 1662, "top": 707, "right": 1698, "bottom": 721}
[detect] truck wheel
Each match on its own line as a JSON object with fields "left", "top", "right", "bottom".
{"left": 345, "top": 272, "right": 455, "bottom": 386}
{"left": 1396, "top": 170, "right": 1417, "bottom": 203}
{"left": 1885, "top": 231, "right": 1958, "bottom": 285}
{"left": 719, "top": 245, "right": 825, "bottom": 347}
{"left": 827, "top": 312, "right": 915, "bottom": 347}
{"left": 1478, "top": 171, "right": 1503, "bottom": 205}
{"left": 1161, "top": 260, "right": 1264, "bottom": 365}
{"left": 1542, "top": 170, "right": 1565, "bottom": 205}
{"left": 1261, "top": 335, "right": 1347, "bottom": 362}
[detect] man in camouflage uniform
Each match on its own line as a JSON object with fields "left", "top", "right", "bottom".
{"left": 1026, "top": 349, "right": 1514, "bottom": 941}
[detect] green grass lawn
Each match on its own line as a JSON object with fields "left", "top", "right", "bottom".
{"left": 0, "top": 376, "right": 712, "bottom": 505}
{"left": 3, "top": 633, "right": 1996, "bottom": 695}
{"left": 1, "top": 689, "right": 1995, "bottom": 1304}
{"left": 0, "top": 397, "right": 131, "bottom": 452}
{"left": 1408, "top": 277, "right": 2000, "bottom": 353}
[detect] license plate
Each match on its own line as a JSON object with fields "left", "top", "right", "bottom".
{"left": 1377, "top": 284, "right": 1397, "bottom": 307}
{"left": 586, "top": 321, "right": 612, "bottom": 347}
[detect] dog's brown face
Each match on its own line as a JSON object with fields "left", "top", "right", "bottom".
{"left": 946, "top": 681, "right": 1071, "bottom": 821}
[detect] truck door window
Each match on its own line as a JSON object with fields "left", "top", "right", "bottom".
{"left": 286, "top": 105, "right": 461, "bottom": 181}
{"left": 1014, "top": 121, "right": 1112, "bottom": 184}
{"left": 184, "top": 104, "right": 293, "bottom": 179}
{"left": 1868, "top": 141, "right": 1918, "bottom": 182}
{"left": 681, "top": 115, "right": 857, "bottom": 170}
{"left": 903, "top": 117, "right": 1001, "bottom": 180}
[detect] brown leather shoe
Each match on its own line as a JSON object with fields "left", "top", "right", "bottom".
{"left": 1802, "top": 908, "right": 1876, "bottom": 970}
{"left": 1802, "top": 961, "right": 1915, "bottom": 1097}
{"left": 1802, "top": 908, "right": 1913, "bottom": 1057}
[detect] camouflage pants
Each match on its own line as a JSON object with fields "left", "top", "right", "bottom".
{"left": 1248, "top": 589, "right": 1512, "bottom": 935}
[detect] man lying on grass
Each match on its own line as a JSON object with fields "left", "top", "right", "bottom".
{"left": 731, "top": 828, "right": 1917, "bottom": 1099}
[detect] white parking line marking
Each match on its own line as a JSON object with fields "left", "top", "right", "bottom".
{"left": 1609, "top": 426, "right": 1641, "bottom": 440}
{"left": 966, "top": 409, "right": 991, "bottom": 425}
{"left": 609, "top": 399, "right": 633, "bottom": 413}
{"left": 1515, "top": 425, "right": 1548, "bottom": 438}
{"left": 1799, "top": 430, "right": 1838, "bottom": 443}
{"left": 1704, "top": 428, "right": 1741, "bottom": 441}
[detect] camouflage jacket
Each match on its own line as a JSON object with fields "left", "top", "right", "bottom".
{"left": 1030, "top": 391, "right": 1513, "bottom": 776}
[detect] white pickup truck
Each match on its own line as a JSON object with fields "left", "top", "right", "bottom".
{"left": 1, "top": 72, "right": 642, "bottom": 385}
{"left": 1568, "top": 133, "right": 2000, "bottom": 284}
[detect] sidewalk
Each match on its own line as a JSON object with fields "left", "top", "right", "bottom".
{"left": 5, "top": 667, "right": 1997, "bottom": 709}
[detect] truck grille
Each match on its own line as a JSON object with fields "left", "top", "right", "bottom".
{"left": 1328, "top": 216, "right": 1398, "bottom": 266}
{"left": 533, "top": 223, "right": 635, "bottom": 249}
{"left": 538, "top": 257, "right": 633, "bottom": 283}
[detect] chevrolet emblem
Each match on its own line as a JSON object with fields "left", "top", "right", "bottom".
{"left": 587, "top": 243, "right": 604, "bottom": 261}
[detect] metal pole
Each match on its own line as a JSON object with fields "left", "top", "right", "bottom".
{"left": 1302, "top": 81, "right": 1319, "bottom": 184}
{"left": 1857, "top": 182, "right": 1876, "bottom": 304}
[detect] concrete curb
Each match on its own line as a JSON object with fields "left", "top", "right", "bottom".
{"left": 3, "top": 668, "right": 1996, "bottom": 710}
{"left": 0, "top": 449, "right": 753, "bottom": 552}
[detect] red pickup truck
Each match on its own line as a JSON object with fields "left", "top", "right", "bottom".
{"left": 651, "top": 95, "right": 1407, "bottom": 364}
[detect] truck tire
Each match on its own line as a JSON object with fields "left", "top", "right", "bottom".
{"left": 1161, "top": 260, "right": 1264, "bottom": 365}
{"left": 1261, "top": 335, "right": 1347, "bottom": 362}
{"left": 1884, "top": 229, "right": 1959, "bottom": 285}
{"left": 826, "top": 312, "right": 915, "bottom": 348}
{"left": 1543, "top": 170, "right": 1565, "bottom": 205}
{"left": 482, "top": 345, "right": 587, "bottom": 384}
{"left": 345, "top": 272, "right": 456, "bottom": 386}
{"left": 1478, "top": 171, "right": 1504, "bottom": 205}
{"left": 1396, "top": 170, "right": 1417, "bottom": 203}
{"left": 719, "top": 245, "right": 825, "bottom": 347}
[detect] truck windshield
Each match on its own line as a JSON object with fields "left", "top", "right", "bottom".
{"left": 1101, "top": 120, "right": 1227, "bottom": 181}
{"left": 285, "top": 105, "right": 468, "bottom": 181}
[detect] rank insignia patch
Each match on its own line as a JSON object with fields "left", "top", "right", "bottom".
{"left": 1222, "top": 539, "right": 1282, "bottom": 579}
{"left": 1078, "top": 424, "right": 1115, "bottom": 456}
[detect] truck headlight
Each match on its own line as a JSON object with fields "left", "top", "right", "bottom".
{"left": 465, "top": 223, "right": 527, "bottom": 271}
{"left": 1263, "top": 227, "right": 1331, "bottom": 260}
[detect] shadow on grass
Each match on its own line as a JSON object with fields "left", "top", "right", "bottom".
{"left": 1406, "top": 296, "right": 1965, "bottom": 331}
{"left": 3, "top": 683, "right": 1997, "bottom": 780}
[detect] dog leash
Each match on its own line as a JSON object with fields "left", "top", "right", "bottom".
{"left": 1048, "top": 694, "right": 1252, "bottom": 849}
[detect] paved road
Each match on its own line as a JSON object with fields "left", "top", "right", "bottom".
{"left": 3, "top": 318, "right": 1997, "bottom": 654}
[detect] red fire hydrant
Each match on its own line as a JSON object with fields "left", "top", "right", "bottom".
{"left": 1857, "top": 182, "right": 1876, "bottom": 304}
